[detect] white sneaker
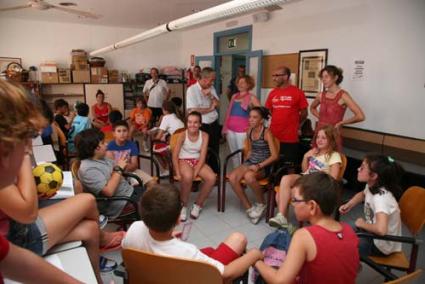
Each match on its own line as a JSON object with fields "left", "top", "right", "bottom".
{"left": 180, "top": 206, "right": 187, "bottom": 222}
{"left": 248, "top": 203, "right": 266, "bottom": 224}
{"left": 160, "top": 169, "right": 170, "bottom": 178}
{"left": 268, "top": 212, "right": 289, "bottom": 228}
{"left": 190, "top": 204, "right": 202, "bottom": 219}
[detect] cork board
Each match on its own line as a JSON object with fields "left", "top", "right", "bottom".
{"left": 262, "top": 53, "right": 299, "bottom": 88}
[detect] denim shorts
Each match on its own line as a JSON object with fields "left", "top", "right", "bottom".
{"left": 8, "top": 216, "right": 49, "bottom": 256}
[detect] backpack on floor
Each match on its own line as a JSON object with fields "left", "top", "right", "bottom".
{"left": 253, "top": 228, "right": 292, "bottom": 284}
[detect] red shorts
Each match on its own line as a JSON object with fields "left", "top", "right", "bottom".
{"left": 180, "top": 158, "right": 199, "bottom": 168}
{"left": 201, "top": 243, "right": 239, "bottom": 265}
{"left": 153, "top": 143, "right": 169, "bottom": 157}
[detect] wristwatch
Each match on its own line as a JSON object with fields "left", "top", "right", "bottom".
{"left": 113, "top": 165, "right": 124, "bottom": 174}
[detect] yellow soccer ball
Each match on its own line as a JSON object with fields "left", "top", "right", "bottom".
{"left": 32, "top": 163, "right": 63, "bottom": 199}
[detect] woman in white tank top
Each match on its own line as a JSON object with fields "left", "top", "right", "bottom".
{"left": 172, "top": 112, "right": 216, "bottom": 221}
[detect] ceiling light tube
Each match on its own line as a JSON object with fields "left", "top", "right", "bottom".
{"left": 90, "top": 0, "right": 290, "bottom": 56}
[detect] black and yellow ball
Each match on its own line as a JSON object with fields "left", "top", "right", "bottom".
{"left": 32, "top": 163, "right": 63, "bottom": 199}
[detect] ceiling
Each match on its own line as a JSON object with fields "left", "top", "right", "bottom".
{"left": 0, "top": 0, "right": 230, "bottom": 29}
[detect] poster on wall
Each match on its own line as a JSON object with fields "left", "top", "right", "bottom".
{"left": 352, "top": 59, "right": 366, "bottom": 81}
{"left": 298, "top": 49, "right": 328, "bottom": 98}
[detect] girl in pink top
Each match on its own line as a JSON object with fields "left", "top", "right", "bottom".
{"left": 310, "top": 65, "right": 365, "bottom": 150}
{"left": 222, "top": 75, "right": 260, "bottom": 167}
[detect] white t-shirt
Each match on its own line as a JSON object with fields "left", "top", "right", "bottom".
{"left": 121, "top": 221, "right": 225, "bottom": 274}
{"left": 159, "top": 113, "right": 184, "bottom": 135}
{"left": 186, "top": 82, "right": 219, "bottom": 124}
{"left": 363, "top": 185, "right": 402, "bottom": 255}
{"left": 304, "top": 151, "right": 341, "bottom": 175}
{"left": 143, "top": 79, "right": 169, "bottom": 108}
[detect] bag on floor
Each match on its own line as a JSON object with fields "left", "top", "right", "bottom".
{"left": 252, "top": 228, "right": 292, "bottom": 284}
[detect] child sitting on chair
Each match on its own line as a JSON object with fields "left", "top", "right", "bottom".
{"left": 227, "top": 106, "right": 278, "bottom": 224}
{"left": 172, "top": 111, "right": 216, "bottom": 221}
{"left": 339, "top": 154, "right": 403, "bottom": 257}
{"left": 122, "top": 184, "right": 263, "bottom": 281}
{"left": 129, "top": 97, "right": 152, "bottom": 151}
{"left": 77, "top": 128, "right": 144, "bottom": 219}
{"left": 68, "top": 102, "right": 91, "bottom": 154}
{"left": 106, "top": 120, "right": 156, "bottom": 190}
{"left": 255, "top": 173, "right": 359, "bottom": 284}
{"left": 269, "top": 124, "right": 341, "bottom": 228}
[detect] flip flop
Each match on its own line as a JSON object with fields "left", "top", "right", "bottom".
{"left": 100, "top": 231, "right": 126, "bottom": 253}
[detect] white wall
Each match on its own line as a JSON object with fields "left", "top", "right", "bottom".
{"left": 0, "top": 17, "right": 182, "bottom": 73}
{"left": 179, "top": 0, "right": 425, "bottom": 140}
{"left": 1, "top": 0, "right": 424, "bottom": 139}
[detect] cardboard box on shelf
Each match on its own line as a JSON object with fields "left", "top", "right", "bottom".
{"left": 41, "top": 72, "right": 59, "bottom": 84}
{"left": 72, "top": 70, "right": 90, "bottom": 83}
{"left": 71, "top": 63, "right": 90, "bottom": 71}
{"left": 91, "top": 67, "right": 108, "bottom": 84}
{"left": 108, "top": 69, "right": 120, "bottom": 83}
{"left": 58, "top": 69, "right": 71, "bottom": 83}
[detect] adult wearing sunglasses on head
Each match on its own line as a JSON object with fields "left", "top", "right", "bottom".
{"left": 265, "top": 66, "right": 308, "bottom": 166}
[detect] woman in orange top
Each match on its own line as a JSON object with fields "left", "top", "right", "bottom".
{"left": 92, "top": 89, "right": 112, "bottom": 128}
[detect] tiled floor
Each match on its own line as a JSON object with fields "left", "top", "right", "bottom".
{"left": 101, "top": 147, "right": 424, "bottom": 283}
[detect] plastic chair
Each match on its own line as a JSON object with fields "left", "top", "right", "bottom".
{"left": 358, "top": 186, "right": 425, "bottom": 281}
{"left": 222, "top": 136, "right": 280, "bottom": 217}
{"left": 71, "top": 160, "right": 143, "bottom": 229}
{"left": 120, "top": 248, "right": 248, "bottom": 284}
{"left": 167, "top": 129, "right": 222, "bottom": 211}
{"left": 268, "top": 152, "right": 348, "bottom": 221}
{"left": 384, "top": 269, "right": 422, "bottom": 284}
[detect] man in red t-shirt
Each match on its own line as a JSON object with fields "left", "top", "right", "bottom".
{"left": 265, "top": 66, "right": 308, "bottom": 164}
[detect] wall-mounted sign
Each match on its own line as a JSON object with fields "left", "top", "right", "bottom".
{"left": 227, "top": 38, "right": 237, "bottom": 49}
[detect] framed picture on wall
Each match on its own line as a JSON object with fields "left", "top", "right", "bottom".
{"left": 298, "top": 49, "right": 328, "bottom": 98}
{"left": 0, "top": 57, "right": 22, "bottom": 73}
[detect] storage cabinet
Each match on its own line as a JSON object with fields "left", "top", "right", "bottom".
{"left": 40, "top": 83, "right": 85, "bottom": 111}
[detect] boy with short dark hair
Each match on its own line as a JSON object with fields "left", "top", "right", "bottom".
{"left": 255, "top": 172, "right": 359, "bottom": 284}
{"left": 54, "top": 98, "right": 74, "bottom": 136}
{"left": 106, "top": 120, "right": 156, "bottom": 190}
{"left": 68, "top": 102, "right": 91, "bottom": 153}
{"left": 122, "top": 184, "right": 263, "bottom": 281}
{"left": 77, "top": 128, "right": 143, "bottom": 219}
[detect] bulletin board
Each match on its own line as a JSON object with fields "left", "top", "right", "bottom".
{"left": 262, "top": 53, "right": 299, "bottom": 88}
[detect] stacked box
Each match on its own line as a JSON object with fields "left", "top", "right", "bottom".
{"left": 72, "top": 70, "right": 90, "bottom": 83}
{"left": 71, "top": 50, "right": 89, "bottom": 70}
{"left": 58, "top": 68, "right": 71, "bottom": 83}
{"left": 108, "top": 69, "right": 120, "bottom": 83}
{"left": 40, "top": 63, "right": 58, "bottom": 84}
{"left": 91, "top": 67, "right": 108, "bottom": 84}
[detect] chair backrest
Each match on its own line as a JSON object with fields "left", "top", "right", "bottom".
{"left": 122, "top": 248, "right": 223, "bottom": 284}
{"left": 337, "top": 153, "right": 347, "bottom": 181}
{"left": 384, "top": 269, "right": 422, "bottom": 284}
{"left": 70, "top": 159, "right": 84, "bottom": 194}
{"left": 399, "top": 186, "right": 425, "bottom": 235}
{"left": 169, "top": 128, "right": 186, "bottom": 153}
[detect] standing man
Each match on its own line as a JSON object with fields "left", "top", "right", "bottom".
{"left": 186, "top": 67, "right": 220, "bottom": 173}
{"left": 265, "top": 66, "right": 308, "bottom": 165}
{"left": 144, "top": 67, "right": 170, "bottom": 125}
{"left": 226, "top": 65, "right": 246, "bottom": 101}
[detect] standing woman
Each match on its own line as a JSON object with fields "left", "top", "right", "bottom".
{"left": 92, "top": 89, "right": 112, "bottom": 128}
{"left": 222, "top": 75, "right": 261, "bottom": 168}
{"left": 310, "top": 65, "right": 365, "bottom": 150}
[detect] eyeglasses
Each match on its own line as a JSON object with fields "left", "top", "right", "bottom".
{"left": 272, "top": 73, "right": 287, "bottom": 77}
{"left": 290, "top": 197, "right": 307, "bottom": 205}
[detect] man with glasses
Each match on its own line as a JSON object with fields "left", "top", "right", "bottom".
{"left": 186, "top": 67, "right": 220, "bottom": 173}
{"left": 265, "top": 66, "right": 308, "bottom": 165}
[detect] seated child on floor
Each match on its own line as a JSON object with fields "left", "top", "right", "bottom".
{"left": 255, "top": 172, "right": 359, "bottom": 284}
{"left": 106, "top": 120, "right": 156, "bottom": 190}
{"left": 122, "top": 184, "right": 263, "bottom": 281}
{"left": 339, "top": 154, "right": 404, "bottom": 257}
{"left": 269, "top": 124, "right": 342, "bottom": 228}
{"left": 77, "top": 128, "right": 144, "bottom": 219}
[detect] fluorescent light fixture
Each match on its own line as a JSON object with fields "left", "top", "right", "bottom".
{"left": 90, "top": 0, "right": 291, "bottom": 56}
